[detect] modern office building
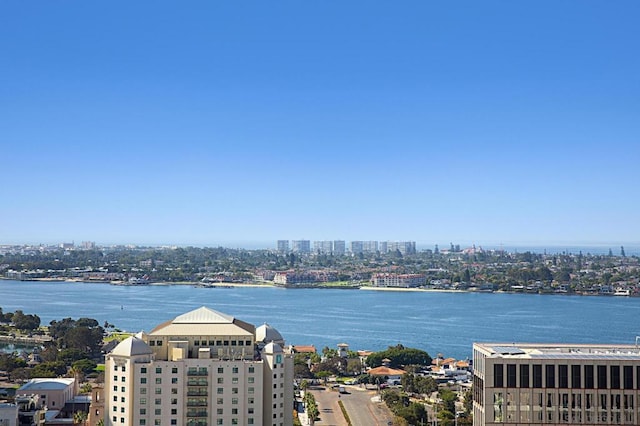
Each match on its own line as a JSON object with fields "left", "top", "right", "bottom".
{"left": 105, "top": 307, "right": 293, "bottom": 426}
{"left": 473, "top": 342, "right": 640, "bottom": 426}
{"left": 276, "top": 240, "right": 289, "bottom": 253}
{"left": 291, "top": 240, "right": 310, "bottom": 254}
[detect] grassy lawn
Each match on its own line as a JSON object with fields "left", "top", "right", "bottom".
{"left": 103, "top": 332, "right": 133, "bottom": 343}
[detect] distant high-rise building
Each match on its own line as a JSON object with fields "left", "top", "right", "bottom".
{"left": 313, "top": 241, "right": 333, "bottom": 254}
{"left": 350, "top": 241, "right": 364, "bottom": 254}
{"left": 291, "top": 240, "right": 310, "bottom": 254}
{"left": 333, "top": 240, "right": 346, "bottom": 255}
{"left": 276, "top": 240, "right": 289, "bottom": 253}
{"left": 363, "top": 241, "right": 378, "bottom": 253}
{"left": 81, "top": 241, "right": 96, "bottom": 250}
{"left": 105, "top": 307, "right": 293, "bottom": 426}
{"left": 379, "top": 241, "right": 388, "bottom": 253}
{"left": 387, "top": 241, "right": 416, "bottom": 255}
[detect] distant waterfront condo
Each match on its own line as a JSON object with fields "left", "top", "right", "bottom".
{"left": 276, "top": 240, "right": 289, "bottom": 253}
{"left": 473, "top": 342, "right": 640, "bottom": 426}
{"left": 105, "top": 307, "right": 293, "bottom": 426}
{"left": 371, "top": 273, "right": 425, "bottom": 288}
{"left": 291, "top": 240, "right": 310, "bottom": 254}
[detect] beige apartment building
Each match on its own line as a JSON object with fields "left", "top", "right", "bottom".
{"left": 473, "top": 342, "right": 640, "bottom": 425}
{"left": 105, "top": 307, "right": 293, "bottom": 426}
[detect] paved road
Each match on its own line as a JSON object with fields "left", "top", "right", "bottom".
{"left": 309, "top": 385, "right": 394, "bottom": 426}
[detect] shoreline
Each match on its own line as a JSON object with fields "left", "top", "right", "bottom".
{"left": 2, "top": 278, "right": 637, "bottom": 297}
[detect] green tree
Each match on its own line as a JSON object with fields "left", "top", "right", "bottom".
{"left": 367, "top": 344, "right": 432, "bottom": 368}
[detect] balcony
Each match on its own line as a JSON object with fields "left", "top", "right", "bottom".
{"left": 186, "top": 390, "right": 208, "bottom": 397}
{"left": 187, "top": 410, "right": 208, "bottom": 418}
{"left": 187, "top": 379, "right": 208, "bottom": 386}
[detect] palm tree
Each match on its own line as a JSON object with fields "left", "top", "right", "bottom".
{"left": 73, "top": 410, "right": 88, "bottom": 426}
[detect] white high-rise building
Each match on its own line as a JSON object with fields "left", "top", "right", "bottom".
{"left": 291, "top": 240, "right": 310, "bottom": 254}
{"left": 105, "top": 307, "right": 293, "bottom": 426}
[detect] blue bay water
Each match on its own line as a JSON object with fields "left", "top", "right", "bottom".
{"left": 1, "top": 280, "right": 640, "bottom": 360}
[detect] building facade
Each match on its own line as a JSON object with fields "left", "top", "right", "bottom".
{"left": 333, "top": 240, "right": 345, "bottom": 255}
{"left": 105, "top": 307, "right": 293, "bottom": 426}
{"left": 473, "top": 342, "right": 640, "bottom": 426}
{"left": 312, "top": 241, "right": 333, "bottom": 254}
{"left": 276, "top": 240, "right": 289, "bottom": 253}
{"left": 371, "top": 273, "right": 425, "bottom": 288}
{"left": 291, "top": 240, "right": 310, "bottom": 254}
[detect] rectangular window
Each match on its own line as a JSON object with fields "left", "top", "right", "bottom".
{"left": 217, "top": 388, "right": 223, "bottom": 394}
{"left": 217, "top": 378, "right": 224, "bottom": 384}
{"left": 597, "top": 365, "right": 607, "bottom": 389}
{"left": 494, "top": 364, "right": 504, "bottom": 388}
{"left": 155, "top": 378, "right": 161, "bottom": 384}
{"left": 533, "top": 365, "right": 542, "bottom": 388}
{"left": 141, "top": 378, "right": 147, "bottom": 384}
{"left": 249, "top": 366, "right": 255, "bottom": 373}
{"left": 171, "top": 378, "right": 178, "bottom": 384}
{"left": 584, "top": 365, "right": 594, "bottom": 389}
{"left": 218, "top": 367, "right": 224, "bottom": 374}
{"left": 154, "top": 409, "right": 161, "bottom": 415}
{"left": 248, "top": 377, "right": 255, "bottom": 384}
{"left": 624, "top": 365, "right": 633, "bottom": 389}
{"left": 232, "top": 367, "right": 239, "bottom": 374}
{"left": 507, "top": 364, "right": 516, "bottom": 388}
{"left": 246, "top": 340, "right": 251, "bottom": 346}
{"left": 216, "top": 340, "right": 222, "bottom": 346}
{"left": 141, "top": 367, "right": 147, "bottom": 373}
{"left": 559, "top": 365, "right": 568, "bottom": 388}
{"left": 546, "top": 365, "right": 556, "bottom": 388}
{"left": 155, "top": 367, "right": 162, "bottom": 374}
{"left": 140, "top": 388, "right": 147, "bottom": 395}
{"left": 571, "top": 365, "right": 581, "bottom": 388}
{"left": 140, "top": 398, "right": 147, "bottom": 405}
{"left": 231, "top": 340, "right": 237, "bottom": 346}
{"left": 611, "top": 366, "right": 620, "bottom": 389}
{"left": 155, "top": 388, "right": 161, "bottom": 395}
{"left": 209, "top": 340, "right": 215, "bottom": 346}
{"left": 140, "top": 409, "right": 146, "bottom": 415}
{"left": 520, "top": 365, "right": 530, "bottom": 388}
{"left": 155, "top": 398, "right": 161, "bottom": 405}
{"left": 171, "top": 367, "right": 178, "bottom": 374}
{"left": 217, "top": 398, "right": 223, "bottom": 404}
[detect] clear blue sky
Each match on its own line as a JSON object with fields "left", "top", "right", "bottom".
{"left": 2, "top": 1, "right": 639, "bottom": 248}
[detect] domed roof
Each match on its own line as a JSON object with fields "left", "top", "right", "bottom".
{"left": 110, "top": 336, "right": 152, "bottom": 357}
{"left": 256, "top": 323, "right": 284, "bottom": 344}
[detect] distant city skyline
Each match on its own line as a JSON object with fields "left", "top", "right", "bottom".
{"left": 2, "top": 2, "right": 639, "bottom": 247}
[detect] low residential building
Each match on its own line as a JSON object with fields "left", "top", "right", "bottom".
{"left": 16, "top": 378, "right": 76, "bottom": 411}
{"left": 473, "top": 342, "right": 640, "bottom": 426}
{"left": 371, "top": 273, "right": 425, "bottom": 288}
